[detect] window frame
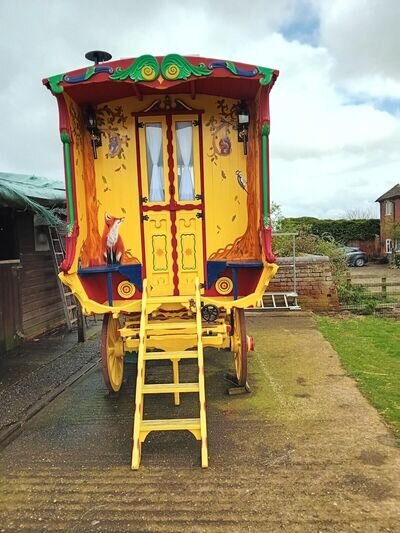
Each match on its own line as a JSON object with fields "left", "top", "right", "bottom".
{"left": 384, "top": 200, "right": 393, "bottom": 216}
{"left": 385, "top": 239, "right": 393, "bottom": 254}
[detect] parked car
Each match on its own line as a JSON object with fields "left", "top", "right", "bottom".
{"left": 344, "top": 246, "right": 368, "bottom": 267}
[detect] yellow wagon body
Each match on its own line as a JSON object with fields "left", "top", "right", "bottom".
{"left": 44, "top": 53, "right": 279, "bottom": 468}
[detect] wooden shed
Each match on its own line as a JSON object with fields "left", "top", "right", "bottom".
{"left": 0, "top": 172, "right": 67, "bottom": 352}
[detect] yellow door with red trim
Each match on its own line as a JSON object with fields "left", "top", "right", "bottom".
{"left": 137, "top": 114, "right": 204, "bottom": 296}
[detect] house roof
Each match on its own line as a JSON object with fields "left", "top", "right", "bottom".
{"left": 376, "top": 184, "right": 400, "bottom": 202}
{"left": 0, "top": 172, "right": 65, "bottom": 206}
{"left": 0, "top": 172, "right": 65, "bottom": 226}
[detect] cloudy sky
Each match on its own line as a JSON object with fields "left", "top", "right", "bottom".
{"left": 1, "top": 0, "right": 399, "bottom": 218}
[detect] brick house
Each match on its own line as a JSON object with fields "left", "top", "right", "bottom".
{"left": 376, "top": 184, "right": 400, "bottom": 255}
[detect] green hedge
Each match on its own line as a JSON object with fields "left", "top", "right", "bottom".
{"left": 281, "top": 218, "right": 380, "bottom": 243}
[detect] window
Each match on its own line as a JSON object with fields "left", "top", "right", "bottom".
{"left": 385, "top": 201, "right": 393, "bottom": 216}
{"left": 34, "top": 215, "right": 50, "bottom": 251}
{"left": 176, "top": 121, "right": 195, "bottom": 201}
{"left": 385, "top": 239, "right": 393, "bottom": 254}
{"left": 395, "top": 240, "right": 400, "bottom": 252}
{"left": 145, "top": 123, "right": 165, "bottom": 202}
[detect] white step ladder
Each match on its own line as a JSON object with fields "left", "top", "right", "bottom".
{"left": 261, "top": 292, "right": 301, "bottom": 310}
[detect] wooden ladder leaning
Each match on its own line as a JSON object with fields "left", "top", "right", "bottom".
{"left": 131, "top": 278, "right": 208, "bottom": 470}
{"left": 48, "top": 225, "right": 78, "bottom": 330}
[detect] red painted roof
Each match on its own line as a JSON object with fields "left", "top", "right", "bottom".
{"left": 43, "top": 55, "right": 279, "bottom": 104}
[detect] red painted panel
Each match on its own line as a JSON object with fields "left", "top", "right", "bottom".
{"left": 204, "top": 267, "right": 262, "bottom": 298}
{"left": 80, "top": 273, "right": 142, "bottom": 304}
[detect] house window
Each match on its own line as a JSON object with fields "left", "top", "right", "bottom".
{"left": 385, "top": 239, "right": 393, "bottom": 254}
{"left": 34, "top": 215, "right": 50, "bottom": 252}
{"left": 385, "top": 201, "right": 393, "bottom": 216}
{"left": 395, "top": 240, "right": 400, "bottom": 252}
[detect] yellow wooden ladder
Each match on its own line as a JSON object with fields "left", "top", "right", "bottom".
{"left": 131, "top": 278, "right": 208, "bottom": 469}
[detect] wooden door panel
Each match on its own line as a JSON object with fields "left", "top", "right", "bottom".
{"left": 176, "top": 211, "right": 204, "bottom": 295}
{"left": 143, "top": 212, "right": 174, "bottom": 296}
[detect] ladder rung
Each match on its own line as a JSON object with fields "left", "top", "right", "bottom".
{"left": 143, "top": 383, "right": 199, "bottom": 394}
{"left": 64, "top": 291, "right": 73, "bottom": 296}
{"left": 69, "top": 318, "right": 78, "bottom": 324}
{"left": 67, "top": 305, "right": 77, "bottom": 310}
{"left": 144, "top": 350, "right": 198, "bottom": 361}
{"left": 141, "top": 418, "right": 200, "bottom": 432}
{"left": 146, "top": 321, "right": 196, "bottom": 331}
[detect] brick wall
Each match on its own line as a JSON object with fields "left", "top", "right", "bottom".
{"left": 268, "top": 256, "right": 339, "bottom": 311}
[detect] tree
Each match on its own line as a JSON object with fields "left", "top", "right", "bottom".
{"left": 344, "top": 207, "right": 376, "bottom": 220}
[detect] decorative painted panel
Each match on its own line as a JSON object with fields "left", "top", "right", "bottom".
{"left": 180, "top": 234, "right": 196, "bottom": 271}
{"left": 152, "top": 234, "right": 168, "bottom": 271}
{"left": 143, "top": 213, "right": 173, "bottom": 296}
{"left": 176, "top": 213, "right": 203, "bottom": 295}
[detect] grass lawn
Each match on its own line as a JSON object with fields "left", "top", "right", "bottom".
{"left": 316, "top": 315, "right": 400, "bottom": 441}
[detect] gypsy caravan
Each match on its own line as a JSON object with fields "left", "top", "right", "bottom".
{"left": 44, "top": 52, "right": 279, "bottom": 468}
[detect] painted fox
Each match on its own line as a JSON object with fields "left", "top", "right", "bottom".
{"left": 101, "top": 213, "right": 125, "bottom": 264}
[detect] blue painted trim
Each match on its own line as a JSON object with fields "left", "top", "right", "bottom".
{"left": 119, "top": 264, "right": 143, "bottom": 292}
{"left": 79, "top": 265, "right": 120, "bottom": 274}
{"left": 232, "top": 268, "right": 238, "bottom": 300}
{"left": 208, "top": 61, "right": 258, "bottom": 77}
{"left": 78, "top": 264, "right": 143, "bottom": 293}
{"left": 64, "top": 65, "right": 114, "bottom": 83}
{"left": 206, "top": 261, "right": 227, "bottom": 289}
{"left": 226, "top": 261, "right": 263, "bottom": 268}
{"left": 106, "top": 272, "right": 113, "bottom": 306}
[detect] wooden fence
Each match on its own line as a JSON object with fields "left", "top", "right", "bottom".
{"left": 342, "top": 273, "right": 400, "bottom": 310}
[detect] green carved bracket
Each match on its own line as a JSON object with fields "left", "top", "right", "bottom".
{"left": 261, "top": 123, "right": 271, "bottom": 228}
{"left": 46, "top": 55, "right": 276, "bottom": 93}
{"left": 60, "top": 131, "right": 75, "bottom": 235}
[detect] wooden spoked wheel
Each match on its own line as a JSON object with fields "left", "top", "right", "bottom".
{"left": 230, "top": 307, "right": 248, "bottom": 387}
{"left": 101, "top": 314, "right": 124, "bottom": 392}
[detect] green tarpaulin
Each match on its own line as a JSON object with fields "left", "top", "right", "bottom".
{"left": 0, "top": 172, "right": 66, "bottom": 226}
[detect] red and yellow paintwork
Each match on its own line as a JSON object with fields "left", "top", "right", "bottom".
{"left": 44, "top": 54, "right": 280, "bottom": 469}
{"left": 44, "top": 55, "right": 279, "bottom": 315}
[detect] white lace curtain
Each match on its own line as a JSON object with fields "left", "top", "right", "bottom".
{"left": 176, "top": 122, "right": 194, "bottom": 201}
{"left": 145, "top": 123, "right": 165, "bottom": 202}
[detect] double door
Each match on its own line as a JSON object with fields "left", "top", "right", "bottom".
{"left": 138, "top": 114, "right": 204, "bottom": 296}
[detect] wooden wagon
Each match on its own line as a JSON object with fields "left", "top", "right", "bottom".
{"left": 44, "top": 52, "right": 279, "bottom": 468}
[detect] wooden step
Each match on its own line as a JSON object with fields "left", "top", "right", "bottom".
{"left": 142, "top": 383, "right": 199, "bottom": 394}
{"left": 147, "top": 296, "right": 193, "bottom": 304}
{"left": 140, "top": 418, "right": 200, "bottom": 432}
{"left": 146, "top": 321, "right": 196, "bottom": 331}
{"left": 144, "top": 350, "right": 198, "bottom": 361}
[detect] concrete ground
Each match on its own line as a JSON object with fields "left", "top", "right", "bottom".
{"left": 0, "top": 315, "right": 399, "bottom": 532}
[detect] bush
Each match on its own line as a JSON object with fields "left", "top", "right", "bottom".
{"left": 281, "top": 218, "right": 380, "bottom": 243}
{"left": 337, "top": 284, "right": 380, "bottom": 314}
{"left": 273, "top": 230, "right": 348, "bottom": 283}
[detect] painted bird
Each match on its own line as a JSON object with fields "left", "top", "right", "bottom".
{"left": 235, "top": 170, "right": 247, "bottom": 192}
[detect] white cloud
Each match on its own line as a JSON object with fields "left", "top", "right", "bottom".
{"left": 0, "top": 0, "right": 399, "bottom": 219}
